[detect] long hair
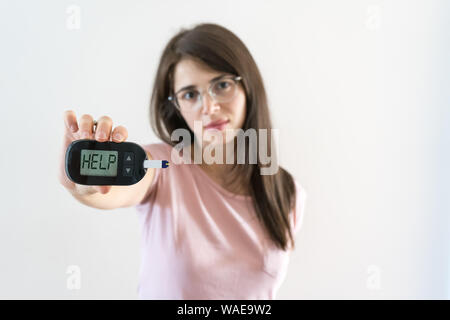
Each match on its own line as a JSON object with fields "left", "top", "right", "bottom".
{"left": 149, "top": 23, "right": 298, "bottom": 251}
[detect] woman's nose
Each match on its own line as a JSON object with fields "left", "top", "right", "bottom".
{"left": 201, "top": 93, "right": 220, "bottom": 115}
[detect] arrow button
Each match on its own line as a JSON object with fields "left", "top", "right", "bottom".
{"left": 123, "top": 165, "right": 133, "bottom": 177}
{"left": 124, "top": 152, "right": 134, "bottom": 163}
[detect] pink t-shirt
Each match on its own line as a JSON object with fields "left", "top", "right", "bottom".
{"left": 134, "top": 142, "right": 307, "bottom": 299}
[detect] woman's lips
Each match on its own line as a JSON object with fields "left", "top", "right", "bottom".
{"left": 204, "top": 119, "right": 230, "bottom": 130}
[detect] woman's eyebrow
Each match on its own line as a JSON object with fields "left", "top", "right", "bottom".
{"left": 175, "top": 74, "right": 227, "bottom": 94}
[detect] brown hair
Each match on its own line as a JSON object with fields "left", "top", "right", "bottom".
{"left": 149, "top": 23, "right": 298, "bottom": 251}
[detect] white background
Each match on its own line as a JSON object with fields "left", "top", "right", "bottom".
{"left": 0, "top": 0, "right": 448, "bottom": 299}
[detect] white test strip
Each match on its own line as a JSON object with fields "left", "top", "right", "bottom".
{"left": 143, "top": 160, "right": 169, "bottom": 169}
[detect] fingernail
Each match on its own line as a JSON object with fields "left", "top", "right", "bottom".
{"left": 114, "top": 133, "right": 123, "bottom": 141}
{"left": 96, "top": 131, "right": 107, "bottom": 140}
{"left": 70, "top": 125, "right": 77, "bottom": 132}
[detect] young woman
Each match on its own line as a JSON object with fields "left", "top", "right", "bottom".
{"left": 60, "top": 23, "right": 307, "bottom": 299}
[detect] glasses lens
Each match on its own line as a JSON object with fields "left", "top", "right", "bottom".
{"left": 176, "top": 90, "right": 201, "bottom": 111}
{"left": 211, "top": 79, "right": 237, "bottom": 102}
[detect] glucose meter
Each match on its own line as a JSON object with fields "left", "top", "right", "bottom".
{"left": 65, "top": 139, "right": 169, "bottom": 186}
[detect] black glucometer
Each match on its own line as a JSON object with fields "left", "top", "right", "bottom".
{"left": 65, "top": 139, "right": 168, "bottom": 186}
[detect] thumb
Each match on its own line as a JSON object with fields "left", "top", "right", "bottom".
{"left": 94, "top": 185, "right": 112, "bottom": 194}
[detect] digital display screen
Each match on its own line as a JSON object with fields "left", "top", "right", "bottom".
{"left": 80, "top": 149, "right": 118, "bottom": 177}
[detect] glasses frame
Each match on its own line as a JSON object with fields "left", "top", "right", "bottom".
{"left": 168, "top": 75, "right": 242, "bottom": 112}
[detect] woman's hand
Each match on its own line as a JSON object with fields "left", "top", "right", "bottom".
{"left": 59, "top": 110, "right": 128, "bottom": 195}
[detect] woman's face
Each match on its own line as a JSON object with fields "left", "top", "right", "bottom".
{"left": 173, "top": 58, "right": 247, "bottom": 147}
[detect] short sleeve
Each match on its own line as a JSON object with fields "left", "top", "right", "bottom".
{"left": 292, "top": 180, "right": 308, "bottom": 236}
{"left": 136, "top": 142, "right": 170, "bottom": 206}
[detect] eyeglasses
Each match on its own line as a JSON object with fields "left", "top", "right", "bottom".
{"left": 168, "top": 75, "right": 242, "bottom": 112}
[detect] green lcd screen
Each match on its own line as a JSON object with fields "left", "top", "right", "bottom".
{"left": 80, "top": 149, "right": 118, "bottom": 177}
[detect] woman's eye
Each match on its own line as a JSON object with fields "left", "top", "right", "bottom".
{"left": 181, "top": 91, "right": 197, "bottom": 100}
{"left": 217, "top": 81, "right": 230, "bottom": 90}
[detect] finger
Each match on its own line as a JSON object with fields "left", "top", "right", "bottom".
{"left": 64, "top": 110, "right": 78, "bottom": 133}
{"left": 111, "top": 125, "right": 128, "bottom": 142}
{"left": 79, "top": 114, "right": 95, "bottom": 139}
{"left": 95, "top": 115, "right": 113, "bottom": 142}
